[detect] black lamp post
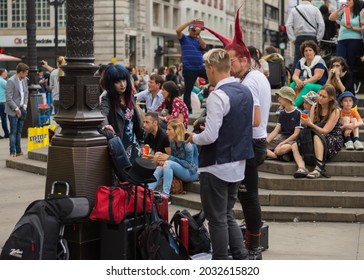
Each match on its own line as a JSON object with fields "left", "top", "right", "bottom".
{"left": 21, "top": 0, "right": 41, "bottom": 137}
{"left": 48, "top": 0, "right": 66, "bottom": 64}
{"left": 45, "top": 0, "right": 112, "bottom": 260}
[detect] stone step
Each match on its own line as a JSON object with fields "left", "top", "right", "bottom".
{"left": 258, "top": 188, "right": 364, "bottom": 208}
{"left": 28, "top": 147, "right": 49, "bottom": 162}
{"left": 259, "top": 160, "right": 364, "bottom": 177}
{"left": 171, "top": 191, "right": 364, "bottom": 223}
{"left": 183, "top": 181, "right": 364, "bottom": 208}
{"left": 6, "top": 156, "right": 47, "bottom": 176}
{"left": 258, "top": 171, "right": 364, "bottom": 192}
{"left": 185, "top": 172, "right": 364, "bottom": 193}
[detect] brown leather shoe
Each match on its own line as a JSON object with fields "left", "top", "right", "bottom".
{"left": 16, "top": 152, "right": 24, "bottom": 157}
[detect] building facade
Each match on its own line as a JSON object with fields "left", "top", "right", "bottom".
{"left": 0, "top": 0, "right": 66, "bottom": 70}
{"left": 0, "top": 0, "right": 293, "bottom": 71}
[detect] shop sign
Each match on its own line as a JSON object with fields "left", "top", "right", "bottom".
{"left": 0, "top": 35, "right": 66, "bottom": 47}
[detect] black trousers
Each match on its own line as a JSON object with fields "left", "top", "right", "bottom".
{"left": 238, "top": 138, "right": 267, "bottom": 233}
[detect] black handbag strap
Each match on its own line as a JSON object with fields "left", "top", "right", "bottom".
{"left": 296, "top": 6, "right": 317, "bottom": 32}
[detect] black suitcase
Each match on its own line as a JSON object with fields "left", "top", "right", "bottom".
{"left": 100, "top": 214, "right": 150, "bottom": 260}
{"left": 99, "top": 180, "right": 151, "bottom": 260}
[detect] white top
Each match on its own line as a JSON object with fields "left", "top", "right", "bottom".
{"left": 285, "top": 1, "right": 325, "bottom": 42}
{"left": 193, "top": 77, "right": 246, "bottom": 183}
{"left": 241, "top": 70, "right": 271, "bottom": 139}
{"left": 49, "top": 69, "right": 60, "bottom": 101}
{"left": 18, "top": 76, "right": 25, "bottom": 106}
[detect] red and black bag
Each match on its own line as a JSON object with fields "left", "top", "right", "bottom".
{"left": 90, "top": 182, "right": 154, "bottom": 224}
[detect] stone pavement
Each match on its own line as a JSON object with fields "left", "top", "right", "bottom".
{"left": 0, "top": 138, "right": 363, "bottom": 259}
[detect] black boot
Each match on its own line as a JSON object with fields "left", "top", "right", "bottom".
{"left": 245, "top": 231, "right": 263, "bottom": 260}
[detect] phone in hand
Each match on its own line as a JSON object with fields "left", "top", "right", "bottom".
{"left": 184, "top": 133, "right": 190, "bottom": 141}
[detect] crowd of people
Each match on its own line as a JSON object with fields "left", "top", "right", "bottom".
{"left": 2, "top": 1, "right": 364, "bottom": 261}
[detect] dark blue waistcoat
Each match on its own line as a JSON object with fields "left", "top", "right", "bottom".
{"left": 199, "top": 82, "right": 254, "bottom": 168}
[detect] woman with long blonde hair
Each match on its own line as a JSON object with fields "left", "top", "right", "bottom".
{"left": 148, "top": 119, "right": 199, "bottom": 202}
{"left": 49, "top": 56, "right": 66, "bottom": 114}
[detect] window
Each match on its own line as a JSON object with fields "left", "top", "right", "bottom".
{"left": 173, "top": 8, "right": 179, "bottom": 29}
{"left": 36, "top": 0, "right": 51, "bottom": 28}
{"left": 164, "top": 6, "right": 170, "bottom": 28}
{"left": 12, "top": 0, "right": 26, "bottom": 28}
{"left": 58, "top": 2, "right": 66, "bottom": 28}
{"left": 0, "top": 0, "right": 7, "bottom": 28}
{"left": 153, "top": 3, "right": 160, "bottom": 27}
{"left": 129, "top": 0, "right": 136, "bottom": 28}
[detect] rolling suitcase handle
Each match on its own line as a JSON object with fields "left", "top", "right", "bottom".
{"left": 49, "top": 181, "right": 70, "bottom": 198}
{"left": 131, "top": 182, "right": 150, "bottom": 259}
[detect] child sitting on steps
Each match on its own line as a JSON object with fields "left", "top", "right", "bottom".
{"left": 302, "top": 90, "right": 318, "bottom": 116}
{"left": 266, "top": 87, "right": 302, "bottom": 161}
{"left": 338, "top": 91, "right": 364, "bottom": 150}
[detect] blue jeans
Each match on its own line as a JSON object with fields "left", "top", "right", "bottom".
{"left": 0, "top": 103, "right": 9, "bottom": 137}
{"left": 200, "top": 172, "right": 248, "bottom": 260}
{"left": 148, "top": 160, "right": 199, "bottom": 197}
{"left": 8, "top": 108, "right": 27, "bottom": 155}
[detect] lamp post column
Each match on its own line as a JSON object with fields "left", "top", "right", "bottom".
{"left": 45, "top": 0, "right": 112, "bottom": 260}
{"left": 22, "top": 0, "right": 41, "bottom": 137}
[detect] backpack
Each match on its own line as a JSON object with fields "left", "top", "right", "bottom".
{"left": 296, "top": 127, "right": 327, "bottom": 166}
{"left": 171, "top": 209, "right": 211, "bottom": 256}
{"left": 138, "top": 220, "right": 189, "bottom": 260}
{"left": 0, "top": 197, "right": 90, "bottom": 260}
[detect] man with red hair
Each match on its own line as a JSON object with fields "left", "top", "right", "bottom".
{"left": 201, "top": 7, "right": 271, "bottom": 260}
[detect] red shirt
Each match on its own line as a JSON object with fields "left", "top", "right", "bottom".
{"left": 156, "top": 97, "right": 189, "bottom": 128}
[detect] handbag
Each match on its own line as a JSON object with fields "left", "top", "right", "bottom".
{"left": 90, "top": 182, "right": 154, "bottom": 224}
{"left": 170, "top": 176, "right": 184, "bottom": 194}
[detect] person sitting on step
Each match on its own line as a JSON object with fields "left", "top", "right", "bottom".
{"left": 266, "top": 87, "right": 302, "bottom": 162}
{"left": 148, "top": 119, "right": 199, "bottom": 203}
{"left": 290, "top": 40, "right": 328, "bottom": 108}
{"left": 302, "top": 90, "right": 318, "bottom": 116}
{"left": 292, "top": 84, "right": 343, "bottom": 179}
{"left": 338, "top": 91, "right": 364, "bottom": 150}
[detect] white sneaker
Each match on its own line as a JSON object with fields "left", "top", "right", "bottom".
{"left": 345, "top": 140, "right": 354, "bottom": 150}
{"left": 354, "top": 140, "right": 364, "bottom": 150}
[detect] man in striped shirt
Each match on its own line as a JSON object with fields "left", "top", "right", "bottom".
{"left": 176, "top": 18, "right": 208, "bottom": 114}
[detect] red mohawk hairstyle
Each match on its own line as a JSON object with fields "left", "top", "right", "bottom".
{"left": 195, "top": 5, "right": 251, "bottom": 60}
